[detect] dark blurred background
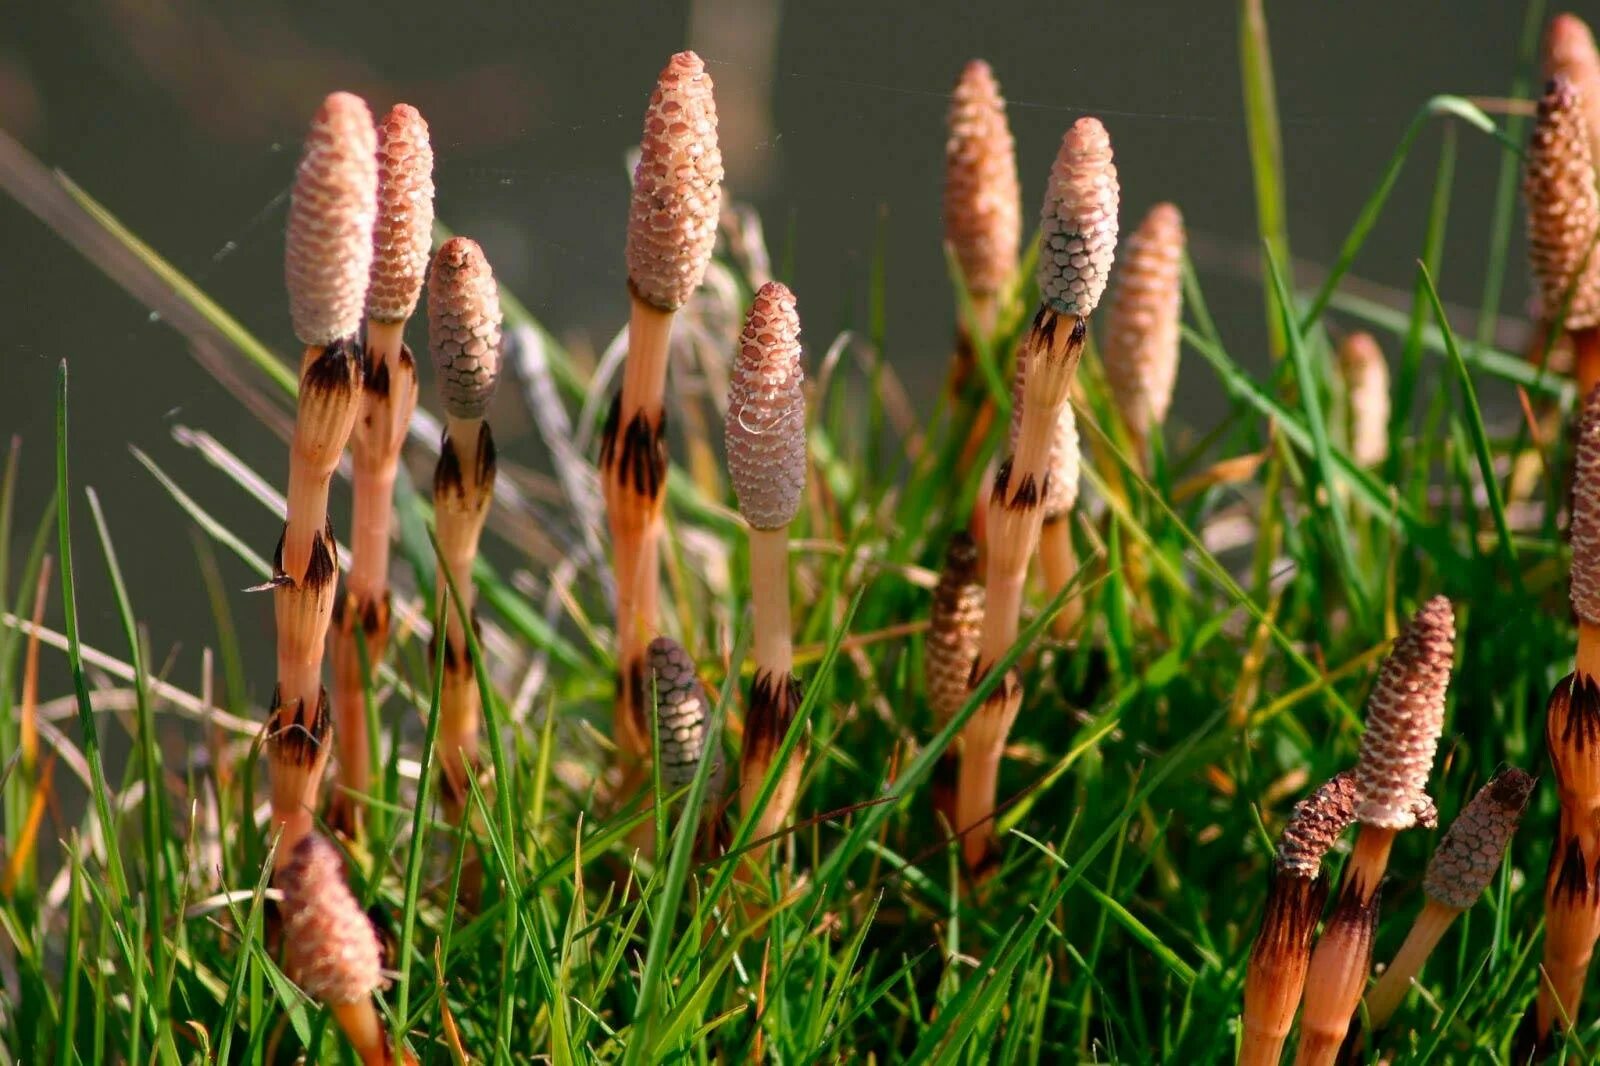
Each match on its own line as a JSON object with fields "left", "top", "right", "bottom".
{"left": 0, "top": 0, "right": 1543, "bottom": 705}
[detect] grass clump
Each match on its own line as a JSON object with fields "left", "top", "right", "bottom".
{"left": 5, "top": 8, "right": 1600, "bottom": 1064}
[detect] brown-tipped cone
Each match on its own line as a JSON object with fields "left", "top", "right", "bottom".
{"left": 626, "top": 51, "right": 724, "bottom": 312}
{"left": 1359, "top": 770, "right": 1537, "bottom": 1037}
{"left": 368, "top": 104, "right": 435, "bottom": 325}
{"left": 944, "top": 59, "right": 1021, "bottom": 298}
{"left": 926, "top": 533, "right": 985, "bottom": 726}
{"left": 1038, "top": 117, "right": 1119, "bottom": 318}
{"left": 1238, "top": 772, "right": 1357, "bottom": 1066}
{"left": 286, "top": 92, "right": 379, "bottom": 347}
{"left": 1275, "top": 770, "right": 1361, "bottom": 876}
{"left": 279, "top": 834, "right": 384, "bottom": 1005}
{"left": 1524, "top": 77, "right": 1600, "bottom": 331}
{"left": 428, "top": 237, "right": 504, "bottom": 420}
{"left": 726, "top": 281, "right": 807, "bottom": 531}
{"left": 1338, "top": 333, "right": 1390, "bottom": 468}
{"left": 647, "top": 636, "right": 725, "bottom": 793}
{"left": 1102, "top": 202, "right": 1185, "bottom": 442}
{"left": 1546, "top": 14, "right": 1600, "bottom": 156}
{"left": 1354, "top": 597, "right": 1455, "bottom": 830}
{"left": 1424, "top": 768, "right": 1536, "bottom": 910}
{"left": 1572, "top": 386, "right": 1600, "bottom": 624}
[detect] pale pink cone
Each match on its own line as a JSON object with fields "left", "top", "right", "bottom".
{"left": 944, "top": 60, "right": 1021, "bottom": 297}
{"left": 626, "top": 51, "right": 724, "bottom": 311}
{"left": 428, "top": 237, "right": 504, "bottom": 420}
{"left": 1354, "top": 597, "right": 1456, "bottom": 829}
{"left": 1102, "top": 203, "right": 1184, "bottom": 440}
{"left": 368, "top": 104, "right": 435, "bottom": 324}
{"left": 1524, "top": 77, "right": 1600, "bottom": 330}
{"left": 285, "top": 92, "right": 378, "bottom": 346}
{"left": 725, "top": 281, "right": 807, "bottom": 530}
{"left": 1038, "top": 118, "right": 1119, "bottom": 317}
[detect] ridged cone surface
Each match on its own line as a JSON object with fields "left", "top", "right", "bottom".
{"left": 926, "top": 532, "right": 985, "bottom": 726}
{"left": 1009, "top": 354, "right": 1080, "bottom": 517}
{"left": 1545, "top": 14, "right": 1600, "bottom": 155}
{"left": 285, "top": 92, "right": 378, "bottom": 346}
{"left": 428, "top": 237, "right": 503, "bottom": 420}
{"left": 647, "top": 637, "right": 723, "bottom": 791}
{"left": 1423, "top": 768, "right": 1535, "bottom": 910}
{"left": 726, "top": 281, "right": 807, "bottom": 530}
{"left": 368, "top": 104, "right": 435, "bottom": 324}
{"left": 1102, "top": 202, "right": 1184, "bottom": 439}
{"left": 1275, "top": 770, "right": 1360, "bottom": 876}
{"left": 626, "top": 51, "right": 724, "bottom": 311}
{"left": 1339, "top": 332, "right": 1391, "bottom": 468}
{"left": 943, "top": 60, "right": 1021, "bottom": 297}
{"left": 1573, "top": 385, "right": 1600, "bottom": 623}
{"left": 279, "top": 833, "right": 383, "bottom": 1005}
{"left": 1524, "top": 77, "right": 1600, "bottom": 330}
{"left": 1354, "top": 597, "right": 1456, "bottom": 829}
{"left": 1038, "top": 117, "right": 1119, "bottom": 317}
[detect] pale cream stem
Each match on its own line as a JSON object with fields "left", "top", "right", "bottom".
{"left": 749, "top": 527, "right": 794, "bottom": 676}
{"left": 1365, "top": 898, "right": 1456, "bottom": 1029}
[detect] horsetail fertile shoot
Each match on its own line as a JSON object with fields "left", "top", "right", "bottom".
{"left": 1366, "top": 768, "right": 1533, "bottom": 1030}
{"left": 1337, "top": 332, "right": 1390, "bottom": 469}
{"left": 329, "top": 103, "right": 432, "bottom": 835}
{"left": 1545, "top": 14, "right": 1600, "bottom": 159}
{"left": 603, "top": 51, "right": 724, "bottom": 774}
{"left": 1238, "top": 771, "right": 1359, "bottom": 1066}
{"left": 269, "top": 91, "right": 377, "bottom": 868}
{"left": 1295, "top": 597, "right": 1455, "bottom": 1066}
{"left": 725, "top": 281, "right": 808, "bottom": 870}
{"left": 925, "top": 532, "right": 985, "bottom": 825}
{"left": 956, "top": 116, "right": 1115, "bottom": 873}
{"left": 427, "top": 237, "right": 503, "bottom": 813}
{"left": 943, "top": 59, "right": 1020, "bottom": 385}
{"left": 1524, "top": 76, "right": 1600, "bottom": 395}
{"left": 1101, "top": 201, "right": 1184, "bottom": 468}
{"left": 1536, "top": 385, "right": 1600, "bottom": 1043}
{"left": 279, "top": 834, "right": 415, "bottom": 1065}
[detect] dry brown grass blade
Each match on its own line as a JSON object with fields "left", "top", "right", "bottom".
{"left": 1, "top": 754, "right": 56, "bottom": 898}
{"left": 19, "top": 554, "right": 51, "bottom": 773}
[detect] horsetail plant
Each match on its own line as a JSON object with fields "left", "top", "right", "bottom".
{"left": 1523, "top": 76, "right": 1600, "bottom": 396}
{"left": 648, "top": 636, "right": 725, "bottom": 797}
{"left": 957, "top": 116, "right": 1116, "bottom": 873}
{"left": 1238, "top": 771, "right": 1359, "bottom": 1066}
{"left": 943, "top": 59, "right": 1020, "bottom": 384}
{"left": 279, "top": 834, "right": 415, "bottom": 1065}
{"left": 1101, "top": 201, "right": 1185, "bottom": 468}
{"left": 1536, "top": 385, "right": 1600, "bottom": 1044}
{"left": 1295, "top": 597, "right": 1455, "bottom": 1066}
{"left": 647, "top": 635, "right": 727, "bottom": 855}
{"left": 1365, "top": 768, "right": 1534, "bottom": 1031}
{"left": 329, "top": 103, "right": 432, "bottom": 836}
{"left": 603, "top": 51, "right": 724, "bottom": 775}
{"left": 269, "top": 91, "right": 377, "bottom": 869}
{"left": 1545, "top": 14, "right": 1600, "bottom": 158}
{"left": 427, "top": 236, "right": 503, "bottom": 815}
{"left": 725, "top": 280, "right": 808, "bottom": 871}
{"left": 1337, "top": 332, "right": 1390, "bottom": 469}
{"left": 925, "top": 532, "right": 985, "bottom": 824}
